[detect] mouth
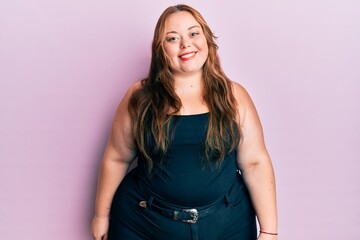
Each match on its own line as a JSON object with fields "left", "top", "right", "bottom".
{"left": 178, "top": 51, "right": 197, "bottom": 61}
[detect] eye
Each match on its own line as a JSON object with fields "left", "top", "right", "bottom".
{"left": 190, "top": 32, "right": 199, "bottom": 37}
{"left": 167, "top": 36, "right": 179, "bottom": 42}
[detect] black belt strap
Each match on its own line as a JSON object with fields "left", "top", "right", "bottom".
{"left": 139, "top": 195, "right": 226, "bottom": 224}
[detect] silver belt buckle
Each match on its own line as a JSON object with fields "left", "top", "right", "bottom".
{"left": 182, "top": 208, "right": 199, "bottom": 224}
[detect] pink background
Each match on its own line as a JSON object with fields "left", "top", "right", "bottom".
{"left": 1, "top": 0, "right": 359, "bottom": 239}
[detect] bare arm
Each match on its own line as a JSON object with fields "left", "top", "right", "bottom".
{"left": 233, "top": 82, "right": 278, "bottom": 239}
{"left": 92, "top": 82, "right": 140, "bottom": 240}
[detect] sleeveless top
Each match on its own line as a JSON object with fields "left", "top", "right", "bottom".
{"left": 136, "top": 112, "right": 239, "bottom": 207}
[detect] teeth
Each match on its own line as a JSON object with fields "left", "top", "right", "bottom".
{"left": 180, "top": 52, "right": 195, "bottom": 58}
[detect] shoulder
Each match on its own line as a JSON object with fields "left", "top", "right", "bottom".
{"left": 117, "top": 81, "right": 143, "bottom": 109}
{"left": 231, "top": 81, "right": 251, "bottom": 102}
{"left": 230, "top": 81, "right": 258, "bottom": 127}
{"left": 114, "top": 81, "right": 142, "bottom": 117}
{"left": 126, "top": 80, "right": 143, "bottom": 98}
{"left": 109, "top": 81, "right": 143, "bottom": 150}
{"left": 132, "top": 80, "right": 143, "bottom": 91}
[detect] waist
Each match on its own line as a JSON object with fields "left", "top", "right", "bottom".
{"left": 139, "top": 174, "right": 237, "bottom": 206}
{"left": 139, "top": 193, "right": 228, "bottom": 224}
{"left": 136, "top": 172, "right": 248, "bottom": 224}
{"left": 136, "top": 175, "right": 246, "bottom": 209}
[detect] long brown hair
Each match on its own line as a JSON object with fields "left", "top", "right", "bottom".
{"left": 129, "top": 4, "right": 240, "bottom": 173}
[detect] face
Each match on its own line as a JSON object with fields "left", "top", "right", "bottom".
{"left": 163, "top": 11, "right": 209, "bottom": 77}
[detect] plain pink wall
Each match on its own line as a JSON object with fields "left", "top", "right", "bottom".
{"left": 1, "top": 0, "right": 359, "bottom": 239}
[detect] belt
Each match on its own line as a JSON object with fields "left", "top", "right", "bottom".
{"left": 139, "top": 196, "right": 226, "bottom": 224}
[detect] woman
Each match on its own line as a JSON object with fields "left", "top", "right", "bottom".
{"left": 92, "top": 4, "right": 277, "bottom": 240}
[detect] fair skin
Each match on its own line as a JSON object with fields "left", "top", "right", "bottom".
{"left": 92, "top": 10, "right": 277, "bottom": 240}
{"left": 163, "top": 11, "right": 209, "bottom": 114}
{"left": 233, "top": 84, "right": 278, "bottom": 240}
{"left": 91, "top": 82, "right": 139, "bottom": 240}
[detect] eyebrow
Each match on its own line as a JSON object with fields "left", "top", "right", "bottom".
{"left": 166, "top": 25, "right": 201, "bottom": 35}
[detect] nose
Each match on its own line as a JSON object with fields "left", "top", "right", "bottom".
{"left": 180, "top": 38, "right": 190, "bottom": 49}
{"left": 181, "top": 44, "right": 190, "bottom": 49}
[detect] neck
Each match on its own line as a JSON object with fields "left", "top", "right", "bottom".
{"left": 173, "top": 70, "right": 203, "bottom": 90}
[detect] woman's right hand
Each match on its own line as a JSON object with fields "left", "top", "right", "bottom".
{"left": 91, "top": 215, "right": 109, "bottom": 240}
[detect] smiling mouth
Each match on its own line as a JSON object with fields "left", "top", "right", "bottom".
{"left": 179, "top": 51, "right": 197, "bottom": 61}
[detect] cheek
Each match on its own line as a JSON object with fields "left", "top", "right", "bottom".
{"left": 203, "top": 50, "right": 209, "bottom": 62}
{"left": 200, "top": 41, "right": 209, "bottom": 58}
{"left": 201, "top": 39, "right": 209, "bottom": 51}
{"left": 163, "top": 44, "right": 178, "bottom": 58}
{"left": 196, "top": 38, "right": 209, "bottom": 54}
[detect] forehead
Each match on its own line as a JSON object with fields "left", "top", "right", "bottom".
{"left": 165, "top": 11, "right": 201, "bottom": 32}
